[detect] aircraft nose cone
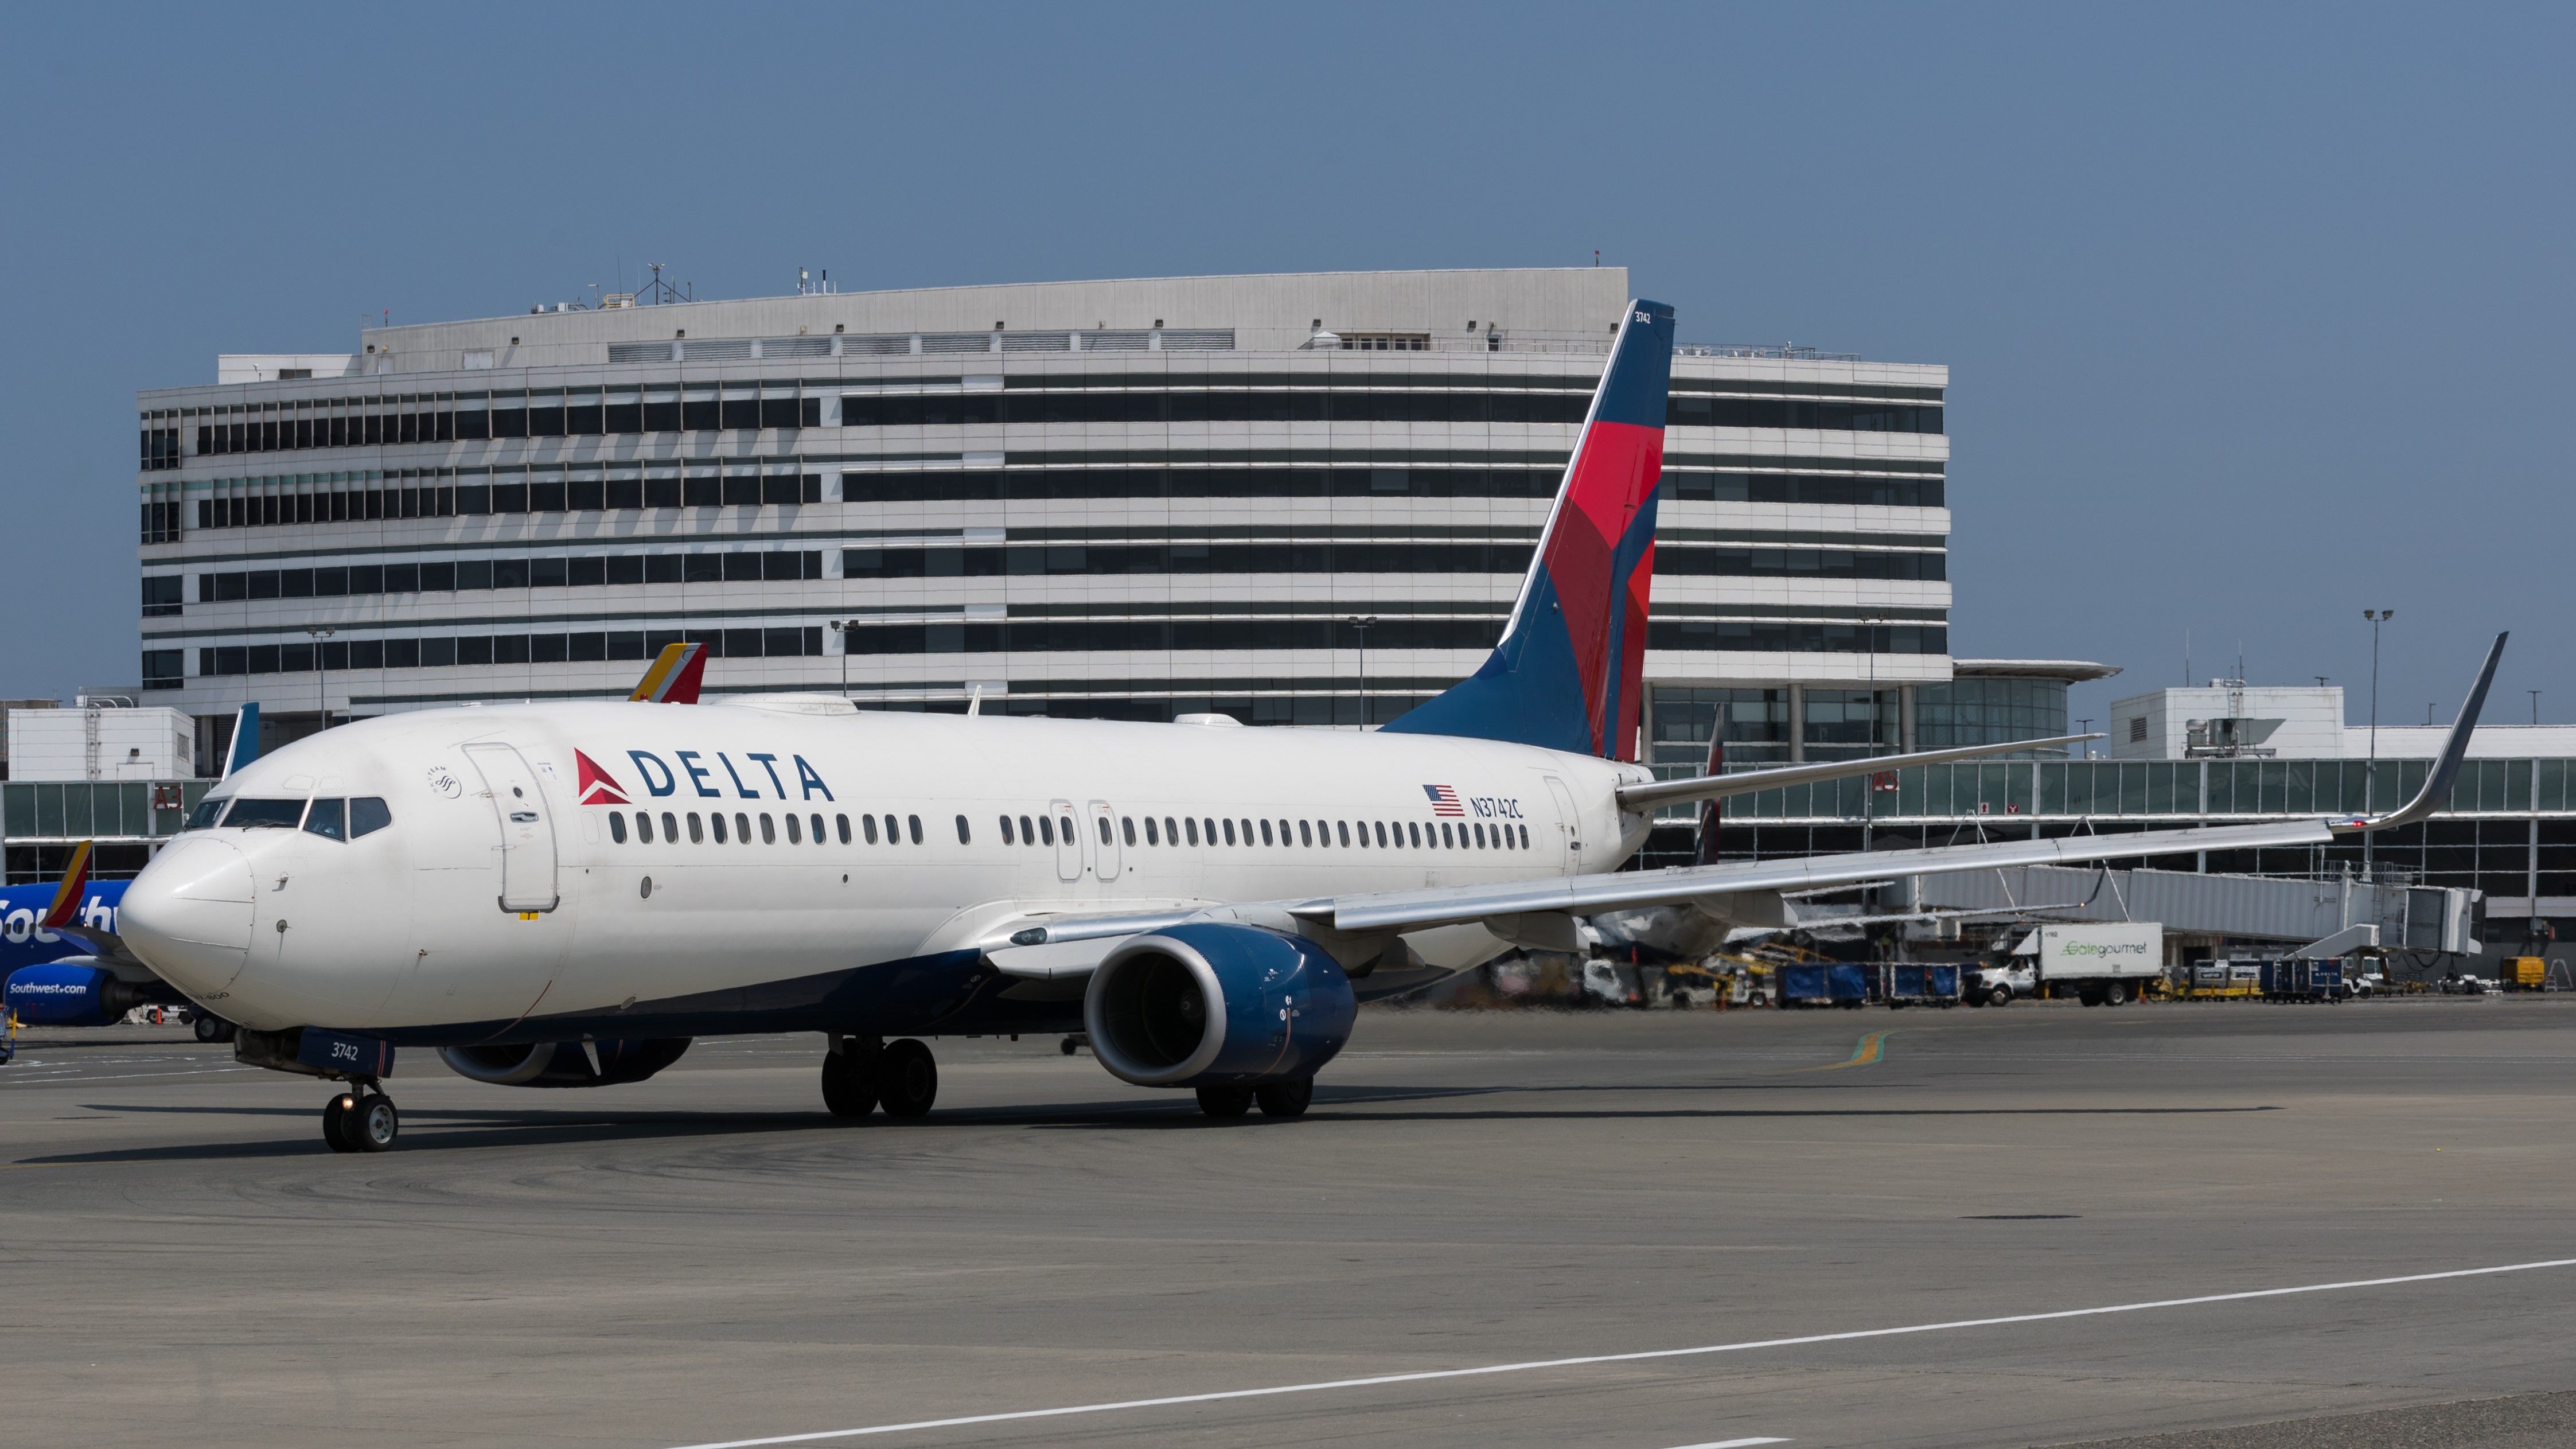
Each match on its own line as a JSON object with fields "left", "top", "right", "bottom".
{"left": 119, "top": 836, "right": 255, "bottom": 1001}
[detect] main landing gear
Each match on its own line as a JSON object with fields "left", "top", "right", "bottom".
{"left": 322, "top": 1083, "right": 399, "bottom": 1153}
{"left": 1194, "top": 1078, "right": 1315, "bottom": 1121}
{"left": 821, "top": 1037, "right": 939, "bottom": 1120}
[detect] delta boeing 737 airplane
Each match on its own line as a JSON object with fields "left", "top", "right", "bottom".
{"left": 85, "top": 301, "right": 2504, "bottom": 1152}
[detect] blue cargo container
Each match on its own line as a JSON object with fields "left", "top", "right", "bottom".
{"left": 1778, "top": 963, "right": 1871, "bottom": 1008}
{"left": 1881, "top": 963, "right": 1963, "bottom": 1008}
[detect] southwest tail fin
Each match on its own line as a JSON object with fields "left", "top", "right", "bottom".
{"left": 37, "top": 841, "right": 95, "bottom": 931}
{"left": 1381, "top": 299, "right": 1674, "bottom": 759}
{"left": 631, "top": 642, "right": 708, "bottom": 703}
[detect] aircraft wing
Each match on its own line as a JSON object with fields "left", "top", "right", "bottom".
{"left": 1300, "top": 819, "right": 2331, "bottom": 934}
{"left": 1615, "top": 733, "right": 2099, "bottom": 811}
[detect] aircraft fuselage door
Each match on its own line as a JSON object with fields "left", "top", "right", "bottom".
{"left": 1542, "top": 774, "right": 1582, "bottom": 876}
{"left": 1049, "top": 798, "right": 1084, "bottom": 882}
{"left": 463, "top": 742, "right": 560, "bottom": 912}
{"left": 1089, "top": 800, "right": 1122, "bottom": 879}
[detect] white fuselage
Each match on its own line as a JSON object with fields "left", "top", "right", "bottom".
{"left": 119, "top": 699, "right": 1651, "bottom": 1035}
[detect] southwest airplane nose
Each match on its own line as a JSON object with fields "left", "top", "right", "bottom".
{"left": 119, "top": 836, "right": 256, "bottom": 1005}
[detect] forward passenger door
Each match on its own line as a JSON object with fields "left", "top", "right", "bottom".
{"left": 1089, "top": 801, "right": 1123, "bottom": 879}
{"left": 1049, "top": 798, "right": 1084, "bottom": 882}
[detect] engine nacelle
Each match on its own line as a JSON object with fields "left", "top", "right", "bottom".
{"left": 438, "top": 1038, "right": 691, "bottom": 1088}
{"left": 5, "top": 963, "right": 160, "bottom": 1029}
{"left": 1083, "top": 924, "right": 1357, "bottom": 1088}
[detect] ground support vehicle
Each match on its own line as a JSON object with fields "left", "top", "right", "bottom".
{"left": 2021, "top": 924, "right": 2164, "bottom": 1007}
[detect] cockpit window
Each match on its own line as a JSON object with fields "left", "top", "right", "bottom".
{"left": 350, "top": 798, "right": 392, "bottom": 838}
{"left": 182, "top": 797, "right": 229, "bottom": 832}
{"left": 222, "top": 798, "right": 307, "bottom": 829}
{"left": 303, "top": 798, "right": 347, "bottom": 841}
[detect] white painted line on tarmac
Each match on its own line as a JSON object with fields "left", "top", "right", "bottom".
{"left": 665, "top": 1256, "right": 2576, "bottom": 1449}
{"left": 1663, "top": 1439, "right": 1790, "bottom": 1447}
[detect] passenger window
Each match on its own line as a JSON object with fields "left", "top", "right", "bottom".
{"left": 908, "top": 815, "right": 922, "bottom": 844}
{"left": 1121, "top": 816, "right": 1136, "bottom": 847}
{"left": 955, "top": 814, "right": 970, "bottom": 844}
{"left": 1257, "top": 820, "right": 1272, "bottom": 847}
{"left": 1222, "top": 819, "right": 1236, "bottom": 846}
{"left": 1240, "top": 819, "right": 1254, "bottom": 844}
{"left": 1297, "top": 820, "right": 1312, "bottom": 848}
{"left": 735, "top": 812, "right": 750, "bottom": 844}
{"left": 688, "top": 812, "right": 704, "bottom": 843}
{"left": 609, "top": 811, "right": 628, "bottom": 843}
{"left": 637, "top": 812, "right": 654, "bottom": 843}
{"left": 1000, "top": 815, "right": 1015, "bottom": 844}
{"left": 1408, "top": 823, "right": 1421, "bottom": 848}
{"left": 786, "top": 814, "right": 802, "bottom": 844}
{"left": 663, "top": 811, "right": 681, "bottom": 842}
{"left": 303, "top": 798, "right": 347, "bottom": 841}
{"left": 1164, "top": 816, "right": 1178, "bottom": 844}
{"left": 761, "top": 813, "right": 777, "bottom": 844}
{"left": 1375, "top": 821, "right": 1389, "bottom": 848}
{"left": 863, "top": 813, "right": 879, "bottom": 844}
{"left": 1022, "top": 814, "right": 1037, "bottom": 845}
{"left": 1201, "top": 817, "right": 1215, "bottom": 844}
{"left": 1185, "top": 817, "right": 1199, "bottom": 845}
{"left": 1143, "top": 817, "right": 1158, "bottom": 846}
{"left": 712, "top": 813, "right": 728, "bottom": 843}
{"left": 884, "top": 813, "right": 899, "bottom": 843}
{"left": 1097, "top": 817, "right": 1112, "bottom": 846}
{"left": 837, "top": 814, "right": 852, "bottom": 844}
{"left": 1337, "top": 821, "right": 1350, "bottom": 848}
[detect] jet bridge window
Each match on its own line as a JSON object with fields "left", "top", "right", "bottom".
{"left": 222, "top": 798, "right": 307, "bottom": 829}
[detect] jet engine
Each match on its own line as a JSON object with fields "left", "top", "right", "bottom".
{"left": 5, "top": 963, "right": 172, "bottom": 1029}
{"left": 437, "top": 1038, "right": 691, "bottom": 1087}
{"left": 1082, "top": 924, "right": 1356, "bottom": 1088}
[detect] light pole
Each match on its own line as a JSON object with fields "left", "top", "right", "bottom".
{"left": 2532, "top": 690, "right": 2543, "bottom": 726}
{"left": 306, "top": 625, "right": 336, "bottom": 733}
{"left": 834, "top": 620, "right": 859, "bottom": 698}
{"left": 2363, "top": 609, "right": 2393, "bottom": 872}
{"left": 1345, "top": 616, "right": 1377, "bottom": 728}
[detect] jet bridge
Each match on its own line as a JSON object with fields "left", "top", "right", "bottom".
{"left": 1905, "top": 864, "right": 2482, "bottom": 956}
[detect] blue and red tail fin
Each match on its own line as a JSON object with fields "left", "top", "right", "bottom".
{"left": 1382, "top": 298, "right": 1674, "bottom": 759}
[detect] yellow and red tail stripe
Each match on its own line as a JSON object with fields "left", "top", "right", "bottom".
{"left": 629, "top": 641, "right": 708, "bottom": 703}
{"left": 37, "top": 841, "right": 95, "bottom": 930}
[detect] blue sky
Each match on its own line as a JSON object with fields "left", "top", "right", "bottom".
{"left": 2, "top": 3, "right": 2564, "bottom": 731}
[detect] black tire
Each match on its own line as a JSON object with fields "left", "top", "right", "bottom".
{"left": 2103, "top": 980, "right": 2130, "bottom": 1007}
{"left": 194, "top": 1012, "right": 227, "bottom": 1043}
{"left": 350, "top": 1093, "right": 399, "bottom": 1152}
{"left": 878, "top": 1039, "right": 938, "bottom": 1119}
{"left": 322, "top": 1094, "right": 358, "bottom": 1153}
{"left": 1254, "top": 1078, "right": 1314, "bottom": 1119}
{"left": 1989, "top": 985, "right": 2013, "bottom": 1008}
{"left": 821, "top": 1050, "right": 878, "bottom": 1119}
{"left": 1196, "top": 1085, "right": 1254, "bottom": 1119}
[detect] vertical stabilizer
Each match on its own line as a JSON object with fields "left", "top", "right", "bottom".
{"left": 220, "top": 703, "right": 260, "bottom": 781}
{"left": 1382, "top": 299, "right": 1674, "bottom": 759}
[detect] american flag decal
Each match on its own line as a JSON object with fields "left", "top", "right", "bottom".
{"left": 1423, "top": 784, "right": 1464, "bottom": 816}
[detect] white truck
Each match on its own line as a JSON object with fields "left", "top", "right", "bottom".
{"left": 2015, "top": 922, "right": 2165, "bottom": 1007}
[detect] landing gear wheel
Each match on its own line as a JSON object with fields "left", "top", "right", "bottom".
{"left": 1195, "top": 1085, "right": 1254, "bottom": 1119}
{"left": 322, "top": 1093, "right": 358, "bottom": 1153}
{"left": 878, "top": 1039, "right": 938, "bottom": 1119}
{"left": 1254, "top": 1078, "right": 1314, "bottom": 1119}
{"left": 821, "top": 1049, "right": 879, "bottom": 1119}
{"left": 2103, "top": 980, "right": 2130, "bottom": 1007}
{"left": 194, "top": 1012, "right": 233, "bottom": 1043}
{"left": 349, "top": 1093, "right": 399, "bottom": 1152}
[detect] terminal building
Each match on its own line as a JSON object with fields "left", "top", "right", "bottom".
{"left": 3, "top": 268, "right": 2561, "bottom": 955}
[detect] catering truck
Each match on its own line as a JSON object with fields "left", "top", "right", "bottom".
{"left": 2016, "top": 922, "right": 2165, "bottom": 1006}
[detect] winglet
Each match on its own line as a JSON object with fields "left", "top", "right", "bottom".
{"left": 220, "top": 702, "right": 260, "bottom": 781}
{"left": 2329, "top": 631, "right": 2507, "bottom": 834}
{"left": 37, "top": 841, "right": 94, "bottom": 930}
{"left": 630, "top": 642, "right": 708, "bottom": 703}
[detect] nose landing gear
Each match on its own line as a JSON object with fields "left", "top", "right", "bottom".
{"left": 322, "top": 1084, "right": 399, "bottom": 1152}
